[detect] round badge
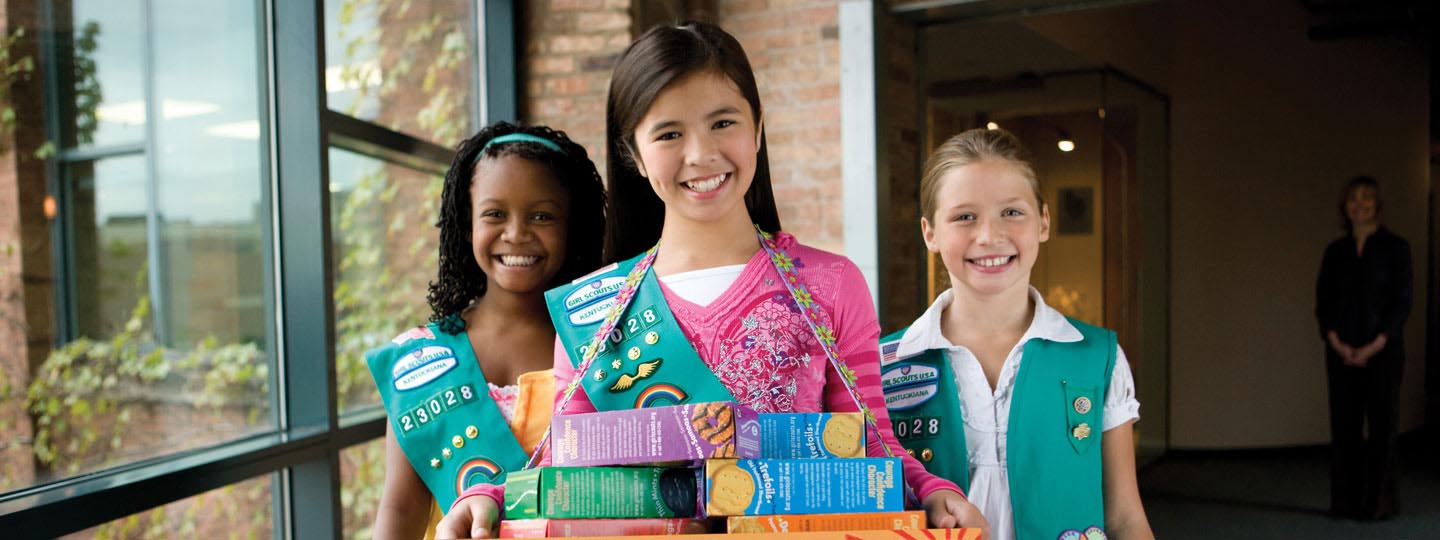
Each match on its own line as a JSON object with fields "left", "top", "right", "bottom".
{"left": 1083, "top": 526, "right": 1107, "bottom": 540}
{"left": 1057, "top": 529, "right": 1084, "bottom": 540}
{"left": 920, "top": 448, "right": 934, "bottom": 462}
{"left": 1073, "top": 396, "right": 1093, "bottom": 415}
{"left": 627, "top": 346, "right": 641, "bottom": 360}
{"left": 465, "top": 425, "right": 479, "bottom": 439}
{"left": 451, "top": 435, "right": 465, "bottom": 449}
{"left": 644, "top": 331, "right": 659, "bottom": 345}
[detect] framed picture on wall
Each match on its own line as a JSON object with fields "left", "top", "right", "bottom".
{"left": 1056, "top": 186, "right": 1094, "bottom": 235}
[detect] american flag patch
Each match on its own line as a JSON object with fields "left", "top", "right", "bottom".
{"left": 880, "top": 341, "right": 900, "bottom": 365}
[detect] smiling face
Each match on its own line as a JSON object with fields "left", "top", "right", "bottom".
{"left": 470, "top": 154, "right": 570, "bottom": 296}
{"left": 1344, "top": 184, "right": 1379, "bottom": 228}
{"left": 922, "top": 159, "right": 1050, "bottom": 299}
{"left": 629, "top": 70, "right": 761, "bottom": 226}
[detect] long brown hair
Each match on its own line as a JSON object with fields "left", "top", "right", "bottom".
{"left": 603, "top": 21, "right": 780, "bottom": 262}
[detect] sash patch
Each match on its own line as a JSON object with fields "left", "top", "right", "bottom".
{"left": 564, "top": 276, "right": 626, "bottom": 311}
{"left": 881, "top": 363, "right": 939, "bottom": 389}
{"left": 456, "top": 458, "right": 504, "bottom": 495}
{"left": 392, "top": 346, "right": 458, "bottom": 391}
{"left": 884, "top": 383, "right": 938, "bottom": 410}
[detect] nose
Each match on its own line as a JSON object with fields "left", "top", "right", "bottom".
{"left": 685, "top": 131, "right": 720, "bottom": 166}
{"left": 976, "top": 217, "right": 1004, "bottom": 245}
{"left": 501, "top": 215, "right": 531, "bottom": 243}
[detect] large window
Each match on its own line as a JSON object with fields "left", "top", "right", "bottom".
{"left": 0, "top": 1, "right": 513, "bottom": 537}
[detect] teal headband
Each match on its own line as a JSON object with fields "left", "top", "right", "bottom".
{"left": 475, "top": 133, "right": 562, "bottom": 164}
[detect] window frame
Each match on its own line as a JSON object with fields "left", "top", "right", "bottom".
{"left": 0, "top": 1, "right": 517, "bottom": 537}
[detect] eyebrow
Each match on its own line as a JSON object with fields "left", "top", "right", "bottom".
{"left": 476, "top": 198, "right": 564, "bottom": 207}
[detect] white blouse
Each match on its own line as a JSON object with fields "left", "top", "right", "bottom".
{"left": 894, "top": 288, "right": 1140, "bottom": 540}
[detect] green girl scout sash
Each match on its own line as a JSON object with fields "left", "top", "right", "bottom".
{"left": 365, "top": 321, "right": 532, "bottom": 511}
{"left": 544, "top": 248, "right": 733, "bottom": 412}
{"left": 880, "top": 317, "right": 1116, "bottom": 540}
{"left": 533, "top": 226, "right": 894, "bottom": 470}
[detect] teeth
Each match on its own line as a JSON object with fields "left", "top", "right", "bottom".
{"left": 972, "top": 256, "right": 1012, "bottom": 268}
{"left": 499, "top": 255, "right": 539, "bottom": 267}
{"left": 683, "top": 173, "right": 728, "bottom": 193}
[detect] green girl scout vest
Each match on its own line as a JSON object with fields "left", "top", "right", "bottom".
{"left": 880, "top": 317, "right": 1117, "bottom": 540}
{"left": 365, "top": 321, "right": 532, "bottom": 511}
{"left": 545, "top": 250, "right": 735, "bottom": 412}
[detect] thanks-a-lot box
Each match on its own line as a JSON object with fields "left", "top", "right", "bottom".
{"left": 552, "top": 402, "right": 761, "bottom": 466}
{"left": 756, "top": 412, "right": 867, "bottom": 458}
{"left": 726, "top": 511, "right": 925, "bottom": 533}
{"left": 508, "top": 528, "right": 983, "bottom": 540}
{"left": 497, "top": 518, "right": 711, "bottom": 537}
{"left": 504, "top": 466, "right": 700, "bottom": 519}
{"left": 703, "top": 458, "right": 903, "bottom": 516}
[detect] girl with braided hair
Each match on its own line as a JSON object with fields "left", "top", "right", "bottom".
{"left": 366, "top": 122, "right": 604, "bottom": 540}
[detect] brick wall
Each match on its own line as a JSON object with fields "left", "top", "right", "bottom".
{"left": 1, "top": 0, "right": 48, "bottom": 491}
{"left": 520, "top": 0, "right": 634, "bottom": 173}
{"left": 718, "top": 1, "right": 844, "bottom": 254}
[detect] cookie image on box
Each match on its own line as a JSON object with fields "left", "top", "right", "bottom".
{"left": 690, "top": 402, "right": 737, "bottom": 458}
{"left": 821, "top": 414, "right": 865, "bottom": 458}
{"left": 706, "top": 461, "right": 757, "bottom": 515}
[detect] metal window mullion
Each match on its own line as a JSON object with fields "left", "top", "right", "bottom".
{"left": 139, "top": 0, "right": 169, "bottom": 345}
{"left": 481, "top": 0, "right": 516, "bottom": 123}
{"left": 271, "top": 0, "right": 340, "bottom": 537}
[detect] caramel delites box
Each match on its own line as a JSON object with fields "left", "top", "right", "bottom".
{"left": 552, "top": 402, "right": 762, "bottom": 467}
{"left": 504, "top": 466, "right": 701, "bottom": 519}
{"left": 497, "top": 518, "right": 710, "bottom": 538}
{"left": 704, "top": 458, "right": 904, "bottom": 516}
{"left": 726, "top": 511, "right": 925, "bottom": 533}
{"left": 755, "top": 412, "right": 867, "bottom": 459}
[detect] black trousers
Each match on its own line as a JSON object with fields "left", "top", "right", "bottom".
{"left": 1325, "top": 343, "right": 1404, "bottom": 519}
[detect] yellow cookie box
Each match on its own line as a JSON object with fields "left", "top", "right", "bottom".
{"left": 512, "top": 528, "right": 983, "bottom": 540}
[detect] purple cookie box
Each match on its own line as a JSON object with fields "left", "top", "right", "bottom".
{"left": 551, "top": 402, "right": 762, "bottom": 467}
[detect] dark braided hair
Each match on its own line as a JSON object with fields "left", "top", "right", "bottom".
{"left": 427, "top": 122, "right": 606, "bottom": 335}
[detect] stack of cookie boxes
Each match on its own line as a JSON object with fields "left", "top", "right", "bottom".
{"left": 498, "top": 401, "right": 922, "bottom": 537}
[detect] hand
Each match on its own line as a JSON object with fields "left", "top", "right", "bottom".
{"left": 435, "top": 495, "right": 499, "bottom": 539}
{"left": 1327, "top": 332, "right": 1361, "bottom": 367}
{"left": 922, "top": 489, "right": 990, "bottom": 536}
{"left": 1352, "top": 334, "right": 1388, "bottom": 367}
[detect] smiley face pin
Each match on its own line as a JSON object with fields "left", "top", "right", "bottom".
{"left": 1073, "top": 396, "right": 1093, "bottom": 415}
{"left": 644, "top": 331, "right": 659, "bottom": 345}
{"left": 627, "top": 346, "right": 641, "bottom": 361}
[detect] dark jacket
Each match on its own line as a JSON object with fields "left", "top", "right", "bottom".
{"left": 1315, "top": 226, "right": 1412, "bottom": 347}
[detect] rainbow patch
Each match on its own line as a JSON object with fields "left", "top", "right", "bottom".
{"left": 633, "top": 383, "right": 688, "bottom": 408}
{"left": 455, "top": 458, "right": 504, "bottom": 495}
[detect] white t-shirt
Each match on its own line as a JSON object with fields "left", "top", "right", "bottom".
{"left": 894, "top": 287, "right": 1141, "bottom": 540}
{"left": 657, "top": 264, "right": 746, "bottom": 307}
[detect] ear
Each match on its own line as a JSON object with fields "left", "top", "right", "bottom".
{"left": 921, "top": 216, "right": 939, "bottom": 253}
{"left": 634, "top": 156, "right": 648, "bottom": 179}
{"left": 1038, "top": 202, "right": 1051, "bottom": 243}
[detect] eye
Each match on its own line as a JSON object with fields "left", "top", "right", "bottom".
{"left": 655, "top": 131, "right": 681, "bottom": 142}
{"left": 531, "top": 212, "right": 557, "bottom": 223}
{"left": 712, "top": 119, "right": 737, "bottom": 129}
{"left": 951, "top": 212, "right": 975, "bottom": 223}
{"left": 1002, "top": 208, "right": 1025, "bottom": 217}
{"left": 479, "top": 209, "right": 505, "bottom": 221}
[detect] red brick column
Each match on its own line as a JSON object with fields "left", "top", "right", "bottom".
{"left": 719, "top": 1, "right": 844, "bottom": 253}
{"left": 520, "top": 0, "right": 634, "bottom": 172}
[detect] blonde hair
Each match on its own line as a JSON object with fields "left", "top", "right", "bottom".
{"left": 919, "top": 128, "right": 1042, "bottom": 220}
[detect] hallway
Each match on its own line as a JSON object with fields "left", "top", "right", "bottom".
{"left": 1140, "top": 435, "right": 1440, "bottom": 539}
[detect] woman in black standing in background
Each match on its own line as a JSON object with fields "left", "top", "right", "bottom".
{"left": 1316, "top": 175, "right": 1412, "bottom": 521}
